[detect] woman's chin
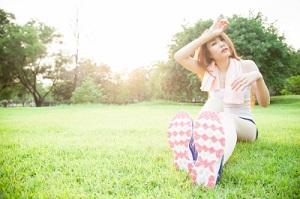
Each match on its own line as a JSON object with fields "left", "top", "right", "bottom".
{"left": 219, "top": 53, "right": 230, "bottom": 59}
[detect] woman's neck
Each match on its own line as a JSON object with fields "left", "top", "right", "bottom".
{"left": 215, "top": 57, "right": 230, "bottom": 73}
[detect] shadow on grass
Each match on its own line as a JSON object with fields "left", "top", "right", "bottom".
{"left": 270, "top": 95, "right": 300, "bottom": 105}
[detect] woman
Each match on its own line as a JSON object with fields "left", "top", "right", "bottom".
{"left": 167, "top": 16, "right": 270, "bottom": 188}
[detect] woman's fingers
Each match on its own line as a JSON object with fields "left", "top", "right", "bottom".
{"left": 240, "top": 83, "right": 249, "bottom": 91}
{"left": 211, "top": 16, "right": 228, "bottom": 32}
{"left": 231, "top": 76, "right": 244, "bottom": 88}
{"left": 235, "top": 81, "right": 248, "bottom": 91}
{"left": 220, "top": 19, "right": 228, "bottom": 24}
{"left": 220, "top": 19, "right": 229, "bottom": 28}
{"left": 214, "top": 19, "right": 229, "bottom": 32}
{"left": 232, "top": 77, "right": 248, "bottom": 91}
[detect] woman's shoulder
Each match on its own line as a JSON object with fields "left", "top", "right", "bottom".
{"left": 239, "top": 59, "right": 258, "bottom": 72}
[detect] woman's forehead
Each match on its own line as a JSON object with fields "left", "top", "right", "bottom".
{"left": 207, "top": 36, "right": 222, "bottom": 45}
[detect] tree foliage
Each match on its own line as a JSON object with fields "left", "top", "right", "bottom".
{"left": 71, "top": 77, "right": 103, "bottom": 104}
{"left": 0, "top": 9, "right": 69, "bottom": 106}
{"left": 226, "top": 13, "right": 293, "bottom": 95}
{"left": 281, "top": 75, "right": 300, "bottom": 95}
{"left": 163, "top": 20, "right": 211, "bottom": 102}
{"left": 127, "top": 67, "right": 151, "bottom": 102}
{"left": 100, "top": 72, "right": 130, "bottom": 104}
{"left": 51, "top": 80, "right": 74, "bottom": 103}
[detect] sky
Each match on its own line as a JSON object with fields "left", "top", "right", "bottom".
{"left": 1, "top": 0, "right": 300, "bottom": 72}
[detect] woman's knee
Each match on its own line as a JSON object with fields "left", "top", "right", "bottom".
{"left": 239, "top": 135, "right": 256, "bottom": 142}
{"left": 219, "top": 112, "right": 257, "bottom": 142}
{"left": 234, "top": 118, "right": 257, "bottom": 142}
{"left": 245, "top": 132, "right": 257, "bottom": 142}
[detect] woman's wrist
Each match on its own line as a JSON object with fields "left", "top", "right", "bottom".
{"left": 198, "top": 29, "right": 218, "bottom": 45}
{"left": 253, "top": 71, "right": 263, "bottom": 81}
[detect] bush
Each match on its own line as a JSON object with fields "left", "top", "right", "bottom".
{"left": 281, "top": 75, "right": 300, "bottom": 95}
{"left": 0, "top": 99, "right": 8, "bottom": 107}
{"left": 52, "top": 81, "right": 74, "bottom": 103}
{"left": 71, "top": 77, "right": 103, "bottom": 104}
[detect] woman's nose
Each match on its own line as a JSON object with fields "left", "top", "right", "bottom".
{"left": 219, "top": 41, "right": 226, "bottom": 48}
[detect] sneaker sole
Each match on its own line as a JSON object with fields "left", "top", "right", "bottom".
{"left": 188, "top": 110, "right": 225, "bottom": 188}
{"left": 167, "top": 111, "right": 193, "bottom": 171}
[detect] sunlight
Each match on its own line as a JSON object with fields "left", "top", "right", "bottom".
{"left": 1, "top": 0, "right": 299, "bottom": 71}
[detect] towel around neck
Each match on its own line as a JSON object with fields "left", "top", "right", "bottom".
{"left": 200, "top": 58, "right": 245, "bottom": 104}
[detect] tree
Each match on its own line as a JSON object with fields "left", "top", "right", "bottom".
{"left": 103, "top": 73, "right": 130, "bottom": 104}
{"left": 226, "top": 13, "right": 293, "bottom": 95}
{"left": 0, "top": 9, "right": 16, "bottom": 92}
{"left": 74, "top": 59, "right": 112, "bottom": 87}
{"left": 290, "top": 50, "right": 300, "bottom": 76}
{"left": 127, "top": 67, "right": 151, "bottom": 102}
{"left": 0, "top": 14, "right": 69, "bottom": 106}
{"left": 0, "top": 84, "right": 31, "bottom": 107}
{"left": 163, "top": 19, "right": 212, "bottom": 102}
{"left": 51, "top": 80, "right": 74, "bottom": 103}
{"left": 148, "top": 61, "right": 165, "bottom": 100}
{"left": 281, "top": 75, "right": 300, "bottom": 95}
{"left": 0, "top": 8, "right": 14, "bottom": 30}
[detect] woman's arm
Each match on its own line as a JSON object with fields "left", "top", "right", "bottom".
{"left": 235, "top": 60, "right": 270, "bottom": 107}
{"left": 174, "top": 17, "right": 229, "bottom": 80}
{"left": 253, "top": 75, "right": 270, "bottom": 107}
{"left": 173, "top": 34, "right": 207, "bottom": 79}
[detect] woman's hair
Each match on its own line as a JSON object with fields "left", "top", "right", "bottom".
{"left": 194, "top": 32, "right": 257, "bottom": 108}
{"left": 250, "top": 86, "right": 257, "bottom": 108}
{"left": 194, "top": 32, "right": 240, "bottom": 70}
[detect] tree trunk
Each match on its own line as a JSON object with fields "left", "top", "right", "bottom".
{"left": 73, "top": 7, "right": 80, "bottom": 91}
{"left": 33, "top": 94, "right": 43, "bottom": 107}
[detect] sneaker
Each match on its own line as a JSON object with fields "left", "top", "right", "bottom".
{"left": 189, "top": 135, "right": 198, "bottom": 161}
{"left": 167, "top": 111, "right": 193, "bottom": 171}
{"left": 188, "top": 110, "right": 225, "bottom": 188}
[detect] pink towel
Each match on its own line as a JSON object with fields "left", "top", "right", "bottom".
{"left": 200, "top": 58, "right": 244, "bottom": 104}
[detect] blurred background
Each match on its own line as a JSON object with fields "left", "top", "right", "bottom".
{"left": 0, "top": 0, "right": 299, "bottom": 107}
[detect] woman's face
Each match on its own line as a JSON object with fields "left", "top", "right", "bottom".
{"left": 206, "top": 36, "right": 231, "bottom": 60}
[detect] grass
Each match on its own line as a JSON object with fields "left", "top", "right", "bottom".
{"left": 0, "top": 96, "right": 299, "bottom": 198}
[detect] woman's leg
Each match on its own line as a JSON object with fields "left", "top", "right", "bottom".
{"left": 198, "top": 97, "right": 236, "bottom": 165}
{"left": 188, "top": 97, "right": 230, "bottom": 186}
{"left": 167, "top": 112, "right": 193, "bottom": 171}
{"left": 218, "top": 112, "right": 237, "bottom": 165}
{"left": 199, "top": 96, "right": 224, "bottom": 113}
{"left": 219, "top": 112, "right": 257, "bottom": 164}
{"left": 198, "top": 97, "right": 257, "bottom": 165}
{"left": 167, "top": 97, "right": 226, "bottom": 172}
{"left": 234, "top": 117, "right": 257, "bottom": 142}
{"left": 186, "top": 97, "right": 258, "bottom": 187}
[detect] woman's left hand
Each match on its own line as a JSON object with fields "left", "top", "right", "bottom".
{"left": 231, "top": 71, "right": 263, "bottom": 91}
{"left": 209, "top": 15, "right": 229, "bottom": 35}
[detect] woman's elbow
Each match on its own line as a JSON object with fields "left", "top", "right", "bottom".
{"left": 173, "top": 52, "right": 181, "bottom": 62}
{"left": 260, "top": 100, "right": 270, "bottom": 108}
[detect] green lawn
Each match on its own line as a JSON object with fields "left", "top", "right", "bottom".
{"left": 0, "top": 96, "right": 299, "bottom": 198}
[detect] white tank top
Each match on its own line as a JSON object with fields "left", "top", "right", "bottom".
{"left": 209, "top": 86, "right": 254, "bottom": 120}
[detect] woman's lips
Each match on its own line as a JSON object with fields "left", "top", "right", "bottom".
{"left": 221, "top": 48, "right": 229, "bottom": 53}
